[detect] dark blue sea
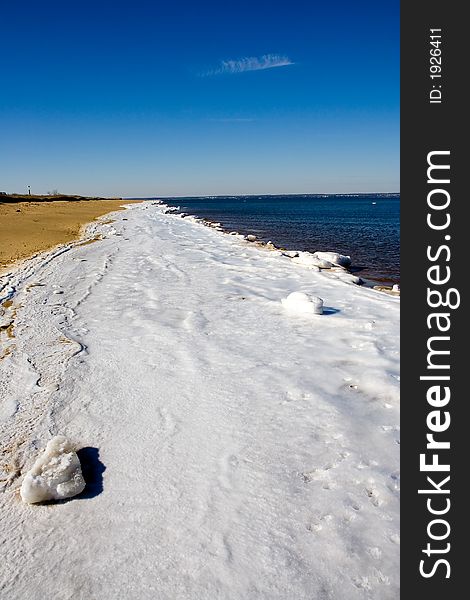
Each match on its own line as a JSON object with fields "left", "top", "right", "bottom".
{"left": 158, "top": 194, "right": 400, "bottom": 284}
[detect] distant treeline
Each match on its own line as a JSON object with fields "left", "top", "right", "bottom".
{"left": 0, "top": 194, "right": 122, "bottom": 204}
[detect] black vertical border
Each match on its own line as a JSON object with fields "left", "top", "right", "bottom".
{"left": 401, "top": 2, "right": 466, "bottom": 596}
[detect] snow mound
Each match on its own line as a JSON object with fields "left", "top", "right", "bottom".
{"left": 313, "top": 251, "right": 351, "bottom": 267}
{"left": 20, "top": 436, "right": 86, "bottom": 504}
{"left": 281, "top": 292, "right": 324, "bottom": 315}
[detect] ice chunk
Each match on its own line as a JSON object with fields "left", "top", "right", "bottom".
{"left": 281, "top": 292, "right": 324, "bottom": 315}
{"left": 292, "top": 252, "right": 332, "bottom": 269}
{"left": 334, "top": 272, "right": 362, "bottom": 285}
{"left": 20, "top": 436, "right": 86, "bottom": 504}
{"left": 313, "top": 258, "right": 334, "bottom": 268}
{"left": 292, "top": 252, "right": 316, "bottom": 266}
{"left": 313, "top": 251, "right": 351, "bottom": 267}
{"left": 246, "top": 235, "right": 257, "bottom": 242}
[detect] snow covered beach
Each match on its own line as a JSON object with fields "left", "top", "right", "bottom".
{"left": 0, "top": 202, "right": 399, "bottom": 599}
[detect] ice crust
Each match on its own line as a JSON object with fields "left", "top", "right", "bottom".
{"left": 313, "top": 251, "right": 352, "bottom": 266}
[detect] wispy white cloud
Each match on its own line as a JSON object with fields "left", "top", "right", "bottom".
{"left": 203, "top": 54, "right": 294, "bottom": 76}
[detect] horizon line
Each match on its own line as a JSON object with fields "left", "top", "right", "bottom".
{"left": 124, "top": 191, "right": 401, "bottom": 199}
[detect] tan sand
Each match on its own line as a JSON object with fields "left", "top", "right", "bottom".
{"left": 0, "top": 198, "right": 142, "bottom": 272}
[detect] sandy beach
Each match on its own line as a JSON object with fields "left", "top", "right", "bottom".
{"left": 0, "top": 197, "right": 141, "bottom": 272}
{"left": 0, "top": 202, "right": 400, "bottom": 599}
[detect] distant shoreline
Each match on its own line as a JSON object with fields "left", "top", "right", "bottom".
{"left": 126, "top": 192, "right": 400, "bottom": 200}
{"left": 0, "top": 193, "right": 123, "bottom": 204}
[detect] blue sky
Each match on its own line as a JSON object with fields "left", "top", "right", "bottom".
{"left": 0, "top": 1, "right": 399, "bottom": 196}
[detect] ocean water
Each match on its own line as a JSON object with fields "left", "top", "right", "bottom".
{"left": 159, "top": 194, "right": 400, "bottom": 284}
